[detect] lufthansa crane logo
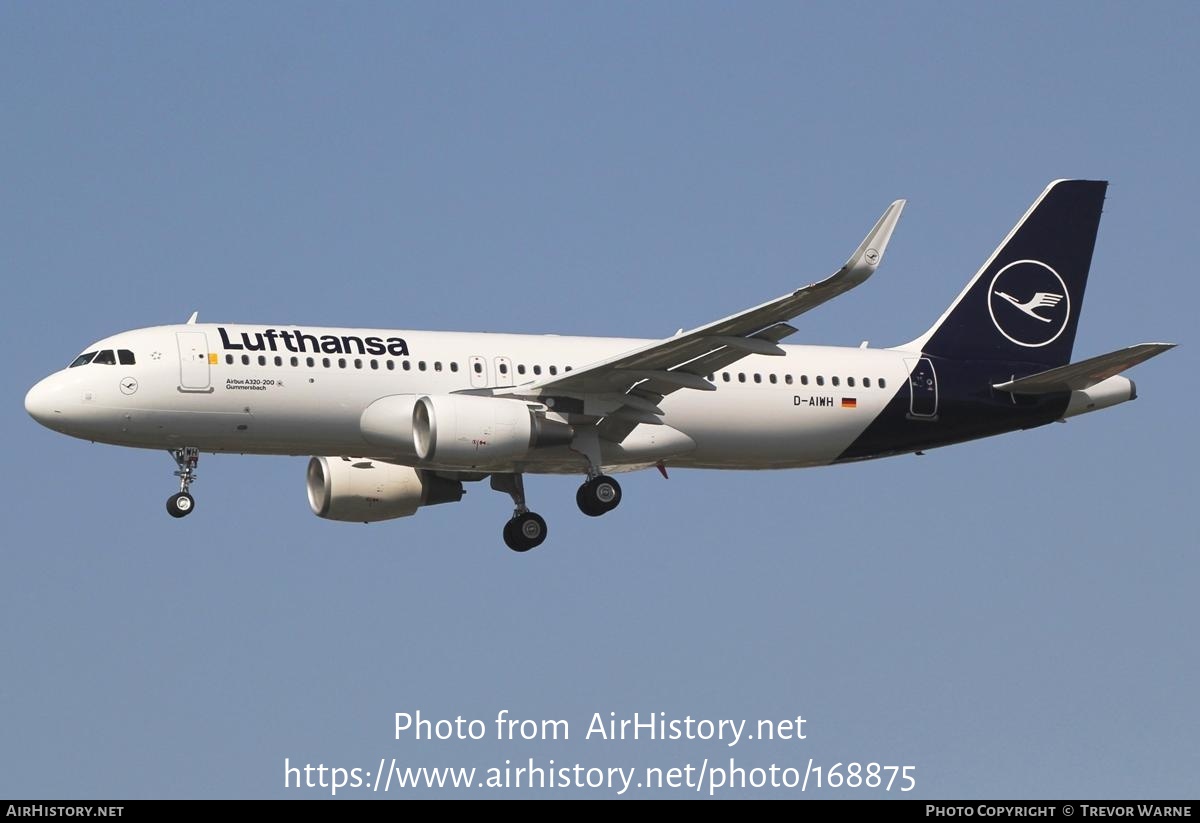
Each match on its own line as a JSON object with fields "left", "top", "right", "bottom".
{"left": 987, "top": 260, "right": 1070, "bottom": 347}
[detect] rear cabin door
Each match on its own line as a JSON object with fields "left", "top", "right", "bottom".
{"left": 905, "top": 357, "right": 938, "bottom": 419}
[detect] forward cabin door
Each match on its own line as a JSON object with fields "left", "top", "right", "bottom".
{"left": 177, "top": 332, "right": 212, "bottom": 392}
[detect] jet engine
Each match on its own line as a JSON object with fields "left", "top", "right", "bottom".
{"left": 306, "top": 456, "right": 464, "bottom": 523}
{"left": 411, "top": 394, "right": 574, "bottom": 468}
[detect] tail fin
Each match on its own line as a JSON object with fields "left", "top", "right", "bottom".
{"left": 903, "top": 179, "right": 1108, "bottom": 367}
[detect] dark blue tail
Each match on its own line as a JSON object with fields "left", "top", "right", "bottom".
{"left": 906, "top": 180, "right": 1108, "bottom": 367}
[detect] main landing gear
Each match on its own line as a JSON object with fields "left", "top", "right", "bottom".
{"left": 166, "top": 447, "right": 199, "bottom": 518}
{"left": 490, "top": 469, "right": 624, "bottom": 553}
{"left": 503, "top": 512, "right": 548, "bottom": 553}
{"left": 576, "top": 474, "right": 622, "bottom": 517}
{"left": 570, "top": 428, "right": 622, "bottom": 518}
{"left": 491, "top": 473, "right": 547, "bottom": 552}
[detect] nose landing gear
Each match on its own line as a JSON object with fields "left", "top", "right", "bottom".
{"left": 166, "top": 447, "right": 199, "bottom": 518}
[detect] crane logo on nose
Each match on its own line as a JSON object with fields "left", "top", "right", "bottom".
{"left": 120, "top": 378, "right": 139, "bottom": 396}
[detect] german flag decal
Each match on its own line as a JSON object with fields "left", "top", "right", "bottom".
{"left": 841, "top": 397, "right": 857, "bottom": 409}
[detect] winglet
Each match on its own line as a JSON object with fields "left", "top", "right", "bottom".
{"left": 186, "top": 311, "right": 199, "bottom": 325}
{"left": 839, "top": 199, "right": 905, "bottom": 286}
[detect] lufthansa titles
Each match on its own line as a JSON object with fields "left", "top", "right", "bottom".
{"left": 218, "top": 327, "right": 409, "bottom": 357}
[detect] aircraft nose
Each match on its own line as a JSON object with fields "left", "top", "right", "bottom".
{"left": 25, "top": 375, "right": 61, "bottom": 426}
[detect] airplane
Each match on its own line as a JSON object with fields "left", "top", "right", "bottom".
{"left": 24, "top": 179, "right": 1175, "bottom": 552}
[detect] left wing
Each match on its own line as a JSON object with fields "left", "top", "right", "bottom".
{"left": 494, "top": 198, "right": 905, "bottom": 440}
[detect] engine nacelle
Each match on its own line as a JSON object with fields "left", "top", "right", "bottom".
{"left": 306, "top": 456, "right": 464, "bottom": 523}
{"left": 360, "top": 394, "right": 421, "bottom": 459}
{"left": 413, "top": 394, "right": 574, "bottom": 468}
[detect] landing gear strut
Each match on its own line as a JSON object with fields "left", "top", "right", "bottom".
{"left": 491, "top": 473, "right": 546, "bottom": 552}
{"left": 166, "top": 447, "right": 199, "bottom": 518}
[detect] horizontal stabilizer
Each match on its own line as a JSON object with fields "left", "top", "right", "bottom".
{"left": 993, "top": 343, "right": 1176, "bottom": 394}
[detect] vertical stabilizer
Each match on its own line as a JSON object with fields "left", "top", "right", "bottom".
{"left": 902, "top": 180, "right": 1107, "bottom": 367}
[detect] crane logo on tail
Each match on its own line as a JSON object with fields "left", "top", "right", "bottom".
{"left": 994, "top": 290, "right": 1062, "bottom": 322}
{"left": 987, "top": 260, "right": 1070, "bottom": 347}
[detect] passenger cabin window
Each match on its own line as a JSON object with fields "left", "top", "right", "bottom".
{"left": 863, "top": 377, "right": 871, "bottom": 388}
{"left": 118, "top": 349, "right": 135, "bottom": 365}
{"left": 879, "top": 378, "right": 887, "bottom": 389}
{"left": 816, "top": 376, "right": 824, "bottom": 386}
{"left": 225, "top": 354, "right": 234, "bottom": 365}
{"left": 450, "top": 362, "right": 459, "bottom": 373}
{"left": 93, "top": 350, "right": 116, "bottom": 365}
{"left": 785, "top": 375, "right": 793, "bottom": 385}
{"left": 69, "top": 352, "right": 97, "bottom": 368}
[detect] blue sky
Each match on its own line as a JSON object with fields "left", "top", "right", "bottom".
{"left": 2, "top": 1, "right": 1196, "bottom": 798}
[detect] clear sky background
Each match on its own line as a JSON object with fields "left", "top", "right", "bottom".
{"left": 2, "top": 2, "right": 1196, "bottom": 799}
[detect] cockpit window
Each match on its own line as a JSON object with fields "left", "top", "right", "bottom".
{"left": 118, "top": 349, "right": 136, "bottom": 365}
{"left": 93, "top": 349, "right": 117, "bottom": 365}
{"left": 69, "top": 352, "right": 97, "bottom": 368}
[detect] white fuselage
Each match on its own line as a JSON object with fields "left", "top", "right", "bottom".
{"left": 25, "top": 323, "right": 916, "bottom": 474}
